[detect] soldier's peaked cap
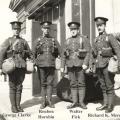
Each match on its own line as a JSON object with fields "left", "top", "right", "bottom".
{"left": 40, "top": 21, "right": 52, "bottom": 28}
{"left": 94, "top": 17, "right": 108, "bottom": 25}
{"left": 68, "top": 22, "right": 80, "bottom": 29}
{"left": 10, "top": 21, "right": 22, "bottom": 29}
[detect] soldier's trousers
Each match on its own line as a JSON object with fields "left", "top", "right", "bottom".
{"left": 68, "top": 67, "right": 86, "bottom": 89}
{"left": 8, "top": 68, "right": 25, "bottom": 106}
{"left": 38, "top": 67, "right": 55, "bottom": 102}
{"left": 67, "top": 67, "right": 86, "bottom": 103}
{"left": 97, "top": 66, "right": 115, "bottom": 105}
{"left": 38, "top": 67, "right": 55, "bottom": 87}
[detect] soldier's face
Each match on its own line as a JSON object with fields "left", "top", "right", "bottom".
{"left": 13, "top": 28, "right": 21, "bottom": 36}
{"left": 96, "top": 24, "right": 106, "bottom": 34}
{"left": 42, "top": 27, "right": 50, "bottom": 35}
{"left": 70, "top": 28, "right": 79, "bottom": 37}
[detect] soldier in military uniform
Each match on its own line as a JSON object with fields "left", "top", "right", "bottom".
{"left": 34, "top": 21, "right": 62, "bottom": 109}
{"left": 0, "top": 21, "right": 33, "bottom": 113}
{"left": 61, "top": 22, "right": 91, "bottom": 109}
{"left": 92, "top": 17, "right": 120, "bottom": 113}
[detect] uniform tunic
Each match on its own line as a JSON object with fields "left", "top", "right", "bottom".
{"left": 93, "top": 32, "right": 120, "bottom": 93}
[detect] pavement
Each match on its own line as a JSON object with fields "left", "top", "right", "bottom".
{"left": 0, "top": 79, "right": 120, "bottom": 120}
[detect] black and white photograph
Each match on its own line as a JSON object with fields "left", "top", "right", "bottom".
{"left": 0, "top": 0, "right": 120, "bottom": 120}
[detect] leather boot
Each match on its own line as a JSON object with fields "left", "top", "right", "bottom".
{"left": 96, "top": 93, "right": 108, "bottom": 111}
{"left": 105, "top": 94, "right": 114, "bottom": 113}
{"left": 78, "top": 88, "right": 87, "bottom": 109}
{"left": 67, "top": 89, "right": 78, "bottom": 109}
{"left": 40, "top": 87, "right": 47, "bottom": 109}
{"left": 16, "top": 93, "right": 24, "bottom": 112}
{"left": 105, "top": 105, "right": 113, "bottom": 113}
{"left": 47, "top": 86, "right": 55, "bottom": 108}
{"left": 10, "top": 93, "right": 18, "bottom": 113}
{"left": 40, "top": 97, "right": 46, "bottom": 109}
{"left": 11, "top": 106, "right": 18, "bottom": 113}
{"left": 96, "top": 104, "right": 108, "bottom": 111}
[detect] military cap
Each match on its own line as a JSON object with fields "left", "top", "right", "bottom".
{"left": 40, "top": 21, "right": 52, "bottom": 28}
{"left": 94, "top": 17, "right": 108, "bottom": 25}
{"left": 10, "top": 21, "right": 22, "bottom": 29}
{"left": 68, "top": 22, "right": 80, "bottom": 29}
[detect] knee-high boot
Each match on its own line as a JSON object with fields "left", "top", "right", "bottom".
{"left": 67, "top": 89, "right": 78, "bottom": 109}
{"left": 40, "top": 87, "right": 47, "bottom": 109}
{"left": 16, "top": 93, "right": 24, "bottom": 112}
{"left": 78, "top": 88, "right": 87, "bottom": 109}
{"left": 105, "top": 93, "right": 114, "bottom": 113}
{"left": 10, "top": 93, "right": 18, "bottom": 113}
{"left": 46, "top": 86, "right": 55, "bottom": 108}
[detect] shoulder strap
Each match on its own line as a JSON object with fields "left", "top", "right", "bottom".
{"left": 79, "top": 37, "right": 83, "bottom": 49}
{"left": 9, "top": 39, "right": 12, "bottom": 46}
{"left": 52, "top": 38, "right": 55, "bottom": 47}
{"left": 66, "top": 38, "right": 70, "bottom": 45}
{"left": 8, "top": 38, "right": 17, "bottom": 49}
{"left": 105, "top": 34, "right": 112, "bottom": 47}
{"left": 105, "top": 35, "right": 109, "bottom": 42}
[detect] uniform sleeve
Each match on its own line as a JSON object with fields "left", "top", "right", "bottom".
{"left": 0, "top": 38, "right": 10, "bottom": 69}
{"left": 54, "top": 39, "right": 62, "bottom": 57}
{"left": 109, "top": 35, "right": 120, "bottom": 67}
{"left": 32, "top": 38, "right": 40, "bottom": 59}
{"left": 24, "top": 40, "right": 33, "bottom": 59}
{"left": 83, "top": 38, "right": 91, "bottom": 66}
{"left": 92, "top": 38, "right": 98, "bottom": 58}
{"left": 61, "top": 40, "right": 69, "bottom": 68}
{"left": 88, "top": 50, "right": 94, "bottom": 67}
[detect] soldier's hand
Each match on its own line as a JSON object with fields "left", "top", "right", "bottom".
{"left": 76, "top": 51, "right": 80, "bottom": 56}
{"left": 34, "top": 66, "right": 37, "bottom": 72}
{"left": 85, "top": 67, "right": 92, "bottom": 73}
{"left": 64, "top": 50, "right": 69, "bottom": 57}
{"left": 60, "top": 68, "right": 64, "bottom": 73}
{"left": 118, "top": 66, "right": 120, "bottom": 73}
{"left": 82, "top": 64, "right": 88, "bottom": 70}
{"left": 0, "top": 69, "right": 3, "bottom": 75}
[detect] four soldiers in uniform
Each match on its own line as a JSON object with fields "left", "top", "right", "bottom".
{"left": 0, "top": 21, "right": 33, "bottom": 113}
{"left": 0, "top": 17, "right": 120, "bottom": 113}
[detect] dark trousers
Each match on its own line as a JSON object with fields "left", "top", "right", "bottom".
{"left": 38, "top": 67, "right": 55, "bottom": 104}
{"left": 68, "top": 67, "right": 86, "bottom": 89}
{"left": 8, "top": 68, "right": 25, "bottom": 107}
{"left": 38, "top": 67, "right": 55, "bottom": 87}
{"left": 9, "top": 68, "right": 25, "bottom": 94}
{"left": 67, "top": 67, "right": 86, "bottom": 104}
{"left": 97, "top": 66, "right": 114, "bottom": 94}
{"left": 97, "top": 66, "right": 115, "bottom": 106}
